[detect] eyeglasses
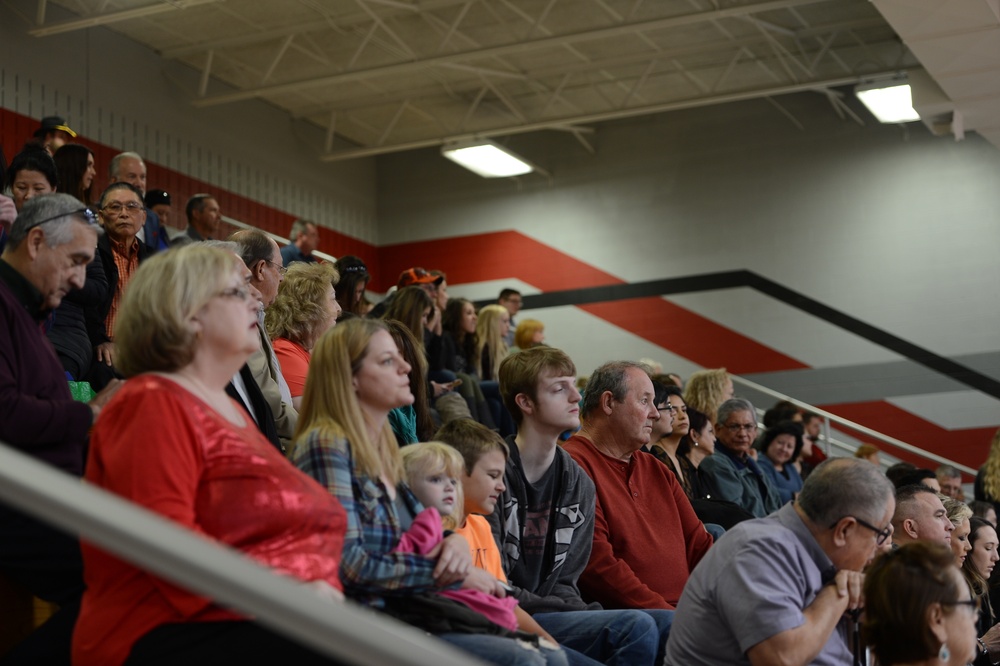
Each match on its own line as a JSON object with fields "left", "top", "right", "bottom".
{"left": 101, "top": 201, "right": 145, "bottom": 215}
{"left": 943, "top": 598, "right": 981, "bottom": 617}
{"left": 657, "top": 405, "right": 675, "bottom": 413}
{"left": 22, "top": 207, "right": 98, "bottom": 233}
{"left": 217, "top": 287, "right": 253, "bottom": 302}
{"left": 265, "top": 259, "right": 287, "bottom": 276}
{"left": 722, "top": 423, "right": 757, "bottom": 434}
{"left": 830, "top": 515, "right": 893, "bottom": 545}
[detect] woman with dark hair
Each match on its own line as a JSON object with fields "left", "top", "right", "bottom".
{"left": 755, "top": 421, "right": 805, "bottom": 505}
{"left": 428, "top": 297, "right": 495, "bottom": 431}
{"left": 332, "top": 255, "right": 370, "bottom": 318}
{"left": 5, "top": 145, "right": 58, "bottom": 211}
{"left": 969, "top": 501, "right": 997, "bottom": 527}
{"left": 440, "top": 297, "right": 478, "bottom": 374}
{"left": 962, "top": 517, "right": 1000, "bottom": 664}
{"left": 385, "top": 319, "right": 436, "bottom": 445}
{"left": 382, "top": 286, "right": 433, "bottom": 349}
{"left": 648, "top": 383, "right": 689, "bottom": 482}
{"left": 675, "top": 407, "right": 716, "bottom": 500}
{"left": 53, "top": 144, "right": 97, "bottom": 206}
{"left": 863, "top": 542, "right": 977, "bottom": 666}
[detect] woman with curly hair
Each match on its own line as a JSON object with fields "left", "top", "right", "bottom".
{"left": 976, "top": 429, "right": 1000, "bottom": 517}
{"left": 265, "top": 262, "right": 340, "bottom": 408}
{"left": 682, "top": 367, "right": 733, "bottom": 425}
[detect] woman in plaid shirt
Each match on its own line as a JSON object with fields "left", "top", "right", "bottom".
{"left": 292, "top": 318, "right": 568, "bottom": 666}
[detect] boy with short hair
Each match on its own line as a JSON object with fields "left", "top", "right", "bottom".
{"left": 434, "top": 420, "right": 563, "bottom": 652}
{"left": 488, "top": 347, "right": 672, "bottom": 666}
{"left": 434, "top": 420, "right": 511, "bottom": 583}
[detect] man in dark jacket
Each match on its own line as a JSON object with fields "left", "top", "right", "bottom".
{"left": 0, "top": 194, "right": 121, "bottom": 663}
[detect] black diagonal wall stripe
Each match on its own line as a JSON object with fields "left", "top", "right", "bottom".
{"left": 474, "top": 270, "right": 1000, "bottom": 399}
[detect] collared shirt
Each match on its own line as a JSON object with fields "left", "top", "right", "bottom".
{"left": 106, "top": 236, "right": 140, "bottom": 339}
{"left": 665, "top": 503, "right": 848, "bottom": 665}
{"left": 0, "top": 258, "right": 47, "bottom": 322}
{"left": 279, "top": 243, "right": 316, "bottom": 267}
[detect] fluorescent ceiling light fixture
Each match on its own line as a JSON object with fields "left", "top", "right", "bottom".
{"left": 441, "top": 140, "right": 534, "bottom": 178}
{"left": 855, "top": 80, "right": 920, "bottom": 123}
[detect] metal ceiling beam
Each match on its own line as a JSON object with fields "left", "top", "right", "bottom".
{"left": 161, "top": 0, "right": 472, "bottom": 59}
{"left": 191, "top": 0, "right": 832, "bottom": 107}
{"left": 28, "top": 0, "right": 223, "bottom": 37}
{"left": 283, "top": 17, "right": 889, "bottom": 119}
{"left": 318, "top": 68, "right": 912, "bottom": 161}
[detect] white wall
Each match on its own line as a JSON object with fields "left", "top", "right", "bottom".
{"left": 376, "top": 92, "right": 1000, "bottom": 371}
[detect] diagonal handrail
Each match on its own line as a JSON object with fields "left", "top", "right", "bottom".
{"left": 0, "top": 442, "right": 481, "bottom": 666}
{"left": 732, "top": 375, "right": 977, "bottom": 476}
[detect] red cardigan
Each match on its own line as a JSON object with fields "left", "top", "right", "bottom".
{"left": 564, "top": 434, "right": 713, "bottom": 609}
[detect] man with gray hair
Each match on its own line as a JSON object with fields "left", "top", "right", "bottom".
{"left": 280, "top": 218, "right": 319, "bottom": 266}
{"left": 666, "top": 457, "right": 895, "bottom": 665}
{"left": 0, "top": 194, "right": 121, "bottom": 662}
{"left": 228, "top": 229, "right": 298, "bottom": 449}
{"left": 936, "top": 464, "right": 964, "bottom": 499}
{"left": 172, "top": 194, "right": 222, "bottom": 246}
{"left": 564, "top": 361, "right": 712, "bottom": 615}
{"left": 699, "top": 397, "right": 782, "bottom": 518}
{"left": 108, "top": 151, "right": 169, "bottom": 252}
{"left": 200, "top": 240, "right": 283, "bottom": 453}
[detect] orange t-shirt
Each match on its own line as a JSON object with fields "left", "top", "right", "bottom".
{"left": 456, "top": 514, "right": 506, "bottom": 581}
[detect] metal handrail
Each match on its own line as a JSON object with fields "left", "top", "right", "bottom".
{"left": 732, "top": 374, "right": 977, "bottom": 476}
{"left": 221, "top": 215, "right": 338, "bottom": 264}
{"left": 0, "top": 442, "right": 480, "bottom": 666}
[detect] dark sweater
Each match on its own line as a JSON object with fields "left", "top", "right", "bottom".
{"left": 0, "top": 259, "right": 93, "bottom": 475}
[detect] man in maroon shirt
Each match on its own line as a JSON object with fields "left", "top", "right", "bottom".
{"left": 564, "top": 361, "right": 713, "bottom": 611}
{"left": 0, "top": 194, "right": 121, "bottom": 663}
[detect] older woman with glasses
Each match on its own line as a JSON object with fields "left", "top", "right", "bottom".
{"left": 698, "top": 398, "right": 782, "bottom": 518}
{"left": 864, "top": 542, "right": 978, "bottom": 666}
{"left": 73, "top": 245, "right": 348, "bottom": 666}
{"left": 755, "top": 421, "right": 805, "bottom": 505}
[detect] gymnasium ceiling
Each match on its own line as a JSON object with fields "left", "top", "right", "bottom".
{"left": 13, "top": 0, "right": 1000, "bottom": 159}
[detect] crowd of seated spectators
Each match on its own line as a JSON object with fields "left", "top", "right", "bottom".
{"left": 4, "top": 121, "right": 1000, "bottom": 666}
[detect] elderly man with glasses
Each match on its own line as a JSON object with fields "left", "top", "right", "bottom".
{"left": 699, "top": 397, "right": 783, "bottom": 518}
{"left": 666, "top": 458, "right": 895, "bottom": 665}
{"left": 0, "top": 193, "right": 122, "bottom": 663}
{"left": 87, "top": 183, "right": 153, "bottom": 375}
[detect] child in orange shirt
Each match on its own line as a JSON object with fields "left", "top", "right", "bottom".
{"left": 432, "top": 421, "right": 560, "bottom": 646}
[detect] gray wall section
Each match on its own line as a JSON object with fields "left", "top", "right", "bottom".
{"left": 745, "top": 352, "right": 1000, "bottom": 407}
{"left": 0, "top": 3, "right": 378, "bottom": 242}
{"left": 375, "top": 90, "right": 1000, "bottom": 378}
